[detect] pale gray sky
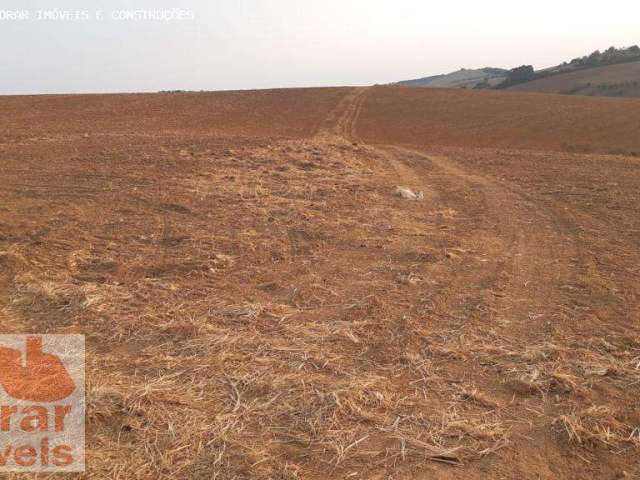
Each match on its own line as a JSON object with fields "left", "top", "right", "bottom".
{"left": 1, "top": 0, "right": 638, "bottom": 94}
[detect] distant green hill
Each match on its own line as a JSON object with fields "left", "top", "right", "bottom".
{"left": 497, "top": 45, "right": 640, "bottom": 90}
{"left": 507, "top": 61, "right": 640, "bottom": 98}
{"left": 397, "top": 45, "right": 640, "bottom": 97}
{"left": 396, "top": 68, "right": 508, "bottom": 89}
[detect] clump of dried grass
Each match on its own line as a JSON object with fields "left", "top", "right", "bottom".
{"left": 554, "top": 406, "right": 640, "bottom": 448}
{"left": 11, "top": 272, "right": 87, "bottom": 311}
{"left": 391, "top": 407, "right": 510, "bottom": 466}
{"left": 457, "top": 387, "right": 502, "bottom": 410}
{"left": 433, "top": 330, "right": 640, "bottom": 398}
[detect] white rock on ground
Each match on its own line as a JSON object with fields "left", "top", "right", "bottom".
{"left": 395, "top": 186, "right": 424, "bottom": 200}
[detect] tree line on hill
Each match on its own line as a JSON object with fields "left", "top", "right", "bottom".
{"left": 486, "top": 45, "right": 640, "bottom": 89}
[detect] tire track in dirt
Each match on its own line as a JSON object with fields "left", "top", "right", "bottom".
{"left": 375, "top": 148, "right": 640, "bottom": 478}
{"left": 316, "top": 87, "right": 368, "bottom": 140}
{"left": 338, "top": 87, "right": 367, "bottom": 139}
{"left": 328, "top": 87, "right": 575, "bottom": 338}
{"left": 392, "top": 147, "right": 576, "bottom": 337}
{"left": 325, "top": 88, "right": 513, "bottom": 324}
{"left": 323, "top": 88, "right": 596, "bottom": 473}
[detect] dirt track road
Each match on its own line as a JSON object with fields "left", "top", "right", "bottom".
{"left": 335, "top": 88, "right": 566, "bottom": 338}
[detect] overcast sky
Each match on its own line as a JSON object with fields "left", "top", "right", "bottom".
{"left": 1, "top": 0, "right": 639, "bottom": 94}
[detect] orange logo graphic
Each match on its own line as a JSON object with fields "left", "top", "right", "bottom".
{"left": 0, "top": 337, "right": 75, "bottom": 402}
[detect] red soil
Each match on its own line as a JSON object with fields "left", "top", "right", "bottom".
{"left": 1, "top": 86, "right": 639, "bottom": 479}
